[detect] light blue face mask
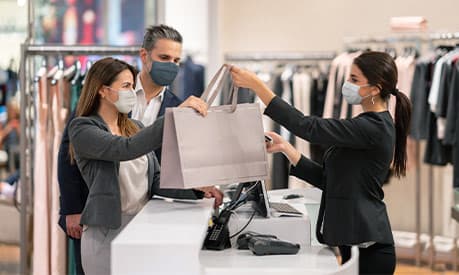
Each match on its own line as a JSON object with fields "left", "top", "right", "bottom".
{"left": 149, "top": 60, "right": 179, "bottom": 86}
{"left": 341, "top": 81, "right": 371, "bottom": 105}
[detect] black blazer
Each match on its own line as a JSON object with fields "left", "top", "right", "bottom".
{"left": 58, "top": 88, "right": 183, "bottom": 233}
{"left": 264, "top": 96, "right": 395, "bottom": 246}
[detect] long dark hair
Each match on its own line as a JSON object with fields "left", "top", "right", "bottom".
{"left": 354, "top": 51, "right": 412, "bottom": 178}
{"left": 70, "top": 57, "right": 139, "bottom": 161}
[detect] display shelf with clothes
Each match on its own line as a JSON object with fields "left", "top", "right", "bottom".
{"left": 19, "top": 44, "right": 140, "bottom": 275}
{"left": 224, "top": 52, "right": 335, "bottom": 190}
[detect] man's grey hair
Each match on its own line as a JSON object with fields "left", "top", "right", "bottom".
{"left": 142, "top": 24, "right": 183, "bottom": 51}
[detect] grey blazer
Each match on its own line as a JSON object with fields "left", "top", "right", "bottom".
{"left": 69, "top": 114, "right": 202, "bottom": 229}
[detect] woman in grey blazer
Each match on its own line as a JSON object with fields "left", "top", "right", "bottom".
{"left": 68, "top": 57, "right": 221, "bottom": 275}
{"left": 230, "top": 52, "right": 412, "bottom": 275}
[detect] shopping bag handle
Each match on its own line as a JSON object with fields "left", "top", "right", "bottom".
{"left": 200, "top": 64, "right": 238, "bottom": 113}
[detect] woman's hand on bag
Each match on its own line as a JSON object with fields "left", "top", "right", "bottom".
{"left": 179, "top": 95, "right": 208, "bottom": 116}
{"left": 265, "top": 131, "right": 301, "bottom": 166}
{"left": 196, "top": 186, "right": 223, "bottom": 208}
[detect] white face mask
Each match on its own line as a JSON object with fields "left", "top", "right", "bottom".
{"left": 106, "top": 87, "right": 137, "bottom": 114}
{"left": 341, "top": 81, "right": 371, "bottom": 105}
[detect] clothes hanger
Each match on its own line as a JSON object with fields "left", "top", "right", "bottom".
{"left": 64, "top": 64, "right": 76, "bottom": 80}
{"left": 384, "top": 47, "right": 397, "bottom": 59}
{"left": 47, "top": 65, "right": 59, "bottom": 79}
{"left": 34, "top": 60, "right": 47, "bottom": 82}
{"left": 70, "top": 60, "right": 82, "bottom": 86}
{"left": 51, "top": 58, "right": 65, "bottom": 85}
{"left": 81, "top": 60, "right": 93, "bottom": 86}
{"left": 280, "top": 63, "right": 294, "bottom": 81}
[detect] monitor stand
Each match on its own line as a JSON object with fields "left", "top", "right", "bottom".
{"left": 227, "top": 181, "right": 311, "bottom": 247}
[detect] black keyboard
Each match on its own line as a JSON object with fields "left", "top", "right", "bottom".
{"left": 270, "top": 202, "right": 303, "bottom": 216}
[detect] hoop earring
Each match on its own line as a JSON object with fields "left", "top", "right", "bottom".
{"left": 371, "top": 97, "right": 375, "bottom": 105}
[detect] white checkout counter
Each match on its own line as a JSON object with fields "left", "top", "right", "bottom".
{"left": 111, "top": 188, "right": 339, "bottom": 275}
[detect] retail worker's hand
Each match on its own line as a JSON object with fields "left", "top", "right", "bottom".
{"left": 230, "top": 65, "right": 276, "bottom": 105}
{"left": 229, "top": 65, "right": 263, "bottom": 91}
{"left": 264, "top": 132, "right": 286, "bottom": 154}
{"left": 179, "top": 95, "right": 208, "bottom": 116}
{"left": 265, "top": 131, "right": 301, "bottom": 166}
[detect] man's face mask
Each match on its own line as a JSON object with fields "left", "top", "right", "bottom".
{"left": 148, "top": 58, "right": 179, "bottom": 86}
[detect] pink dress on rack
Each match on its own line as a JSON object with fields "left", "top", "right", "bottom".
{"left": 33, "top": 72, "right": 51, "bottom": 275}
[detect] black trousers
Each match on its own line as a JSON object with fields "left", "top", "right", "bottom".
{"left": 339, "top": 243, "right": 396, "bottom": 274}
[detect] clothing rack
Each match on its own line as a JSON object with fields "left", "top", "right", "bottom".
{"left": 224, "top": 51, "right": 336, "bottom": 62}
{"left": 344, "top": 32, "right": 459, "bottom": 270}
{"left": 19, "top": 43, "right": 141, "bottom": 275}
{"left": 343, "top": 32, "right": 459, "bottom": 45}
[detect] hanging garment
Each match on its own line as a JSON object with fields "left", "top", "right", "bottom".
{"left": 444, "top": 61, "right": 459, "bottom": 146}
{"left": 33, "top": 69, "right": 51, "bottom": 275}
{"left": 292, "top": 71, "right": 312, "bottom": 157}
{"left": 310, "top": 72, "right": 329, "bottom": 164}
{"left": 443, "top": 61, "right": 459, "bottom": 187}
{"left": 50, "top": 75, "right": 68, "bottom": 275}
{"left": 393, "top": 55, "right": 417, "bottom": 170}
{"left": 435, "top": 62, "right": 453, "bottom": 140}
{"left": 289, "top": 71, "right": 312, "bottom": 189}
{"left": 428, "top": 50, "right": 459, "bottom": 113}
{"left": 424, "top": 110, "right": 452, "bottom": 166}
{"left": 171, "top": 56, "right": 205, "bottom": 100}
{"left": 423, "top": 51, "right": 458, "bottom": 166}
{"left": 435, "top": 52, "right": 459, "bottom": 140}
{"left": 280, "top": 67, "right": 294, "bottom": 142}
{"left": 69, "top": 72, "right": 82, "bottom": 113}
{"left": 323, "top": 52, "right": 346, "bottom": 118}
{"left": 410, "top": 61, "right": 434, "bottom": 140}
{"left": 310, "top": 72, "right": 328, "bottom": 118}
{"left": 182, "top": 56, "right": 205, "bottom": 98}
{"left": 390, "top": 55, "right": 416, "bottom": 117}
{"left": 6, "top": 69, "right": 18, "bottom": 103}
{"left": 270, "top": 74, "right": 289, "bottom": 189}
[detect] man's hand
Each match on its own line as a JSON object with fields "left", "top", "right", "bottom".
{"left": 196, "top": 186, "right": 223, "bottom": 208}
{"left": 66, "top": 214, "right": 82, "bottom": 239}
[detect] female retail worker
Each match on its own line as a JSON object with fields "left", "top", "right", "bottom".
{"left": 231, "top": 51, "right": 411, "bottom": 274}
{"left": 68, "top": 57, "right": 220, "bottom": 275}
